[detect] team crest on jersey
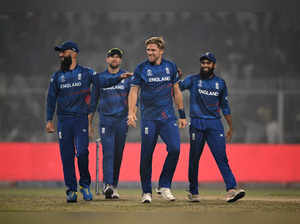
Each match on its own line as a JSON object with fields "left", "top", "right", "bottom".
{"left": 165, "top": 67, "right": 170, "bottom": 75}
{"left": 147, "top": 69, "right": 153, "bottom": 76}
{"left": 215, "top": 82, "right": 219, "bottom": 89}
{"left": 198, "top": 80, "right": 202, "bottom": 87}
{"left": 60, "top": 75, "right": 65, "bottom": 83}
{"left": 78, "top": 73, "right": 82, "bottom": 80}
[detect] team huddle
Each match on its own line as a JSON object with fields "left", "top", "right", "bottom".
{"left": 46, "top": 37, "right": 245, "bottom": 204}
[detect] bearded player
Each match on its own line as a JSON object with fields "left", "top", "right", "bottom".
{"left": 179, "top": 52, "right": 245, "bottom": 203}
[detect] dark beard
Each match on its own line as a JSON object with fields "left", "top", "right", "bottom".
{"left": 60, "top": 56, "right": 72, "bottom": 72}
{"left": 200, "top": 67, "right": 214, "bottom": 79}
{"left": 108, "top": 63, "right": 119, "bottom": 70}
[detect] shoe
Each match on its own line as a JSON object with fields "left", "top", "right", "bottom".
{"left": 156, "top": 187, "right": 176, "bottom": 201}
{"left": 187, "top": 193, "right": 200, "bottom": 202}
{"left": 141, "top": 193, "right": 152, "bottom": 203}
{"left": 66, "top": 190, "right": 77, "bottom": 203}
{"left": 112, "top": 187, "right": 120, "bottom": 199}
{"left": 80, "top": 186, "right": 93, "bottom": 201}
{"left": 103, "top": 184, "right": 113, "bottom": 199}
{"left": 226, "top": 189, "right": 246, "bottom": 203}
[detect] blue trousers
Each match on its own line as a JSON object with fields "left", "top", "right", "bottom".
{"left": 57, "top": 115, "right": 91, "bottom": 192}
{"left": 140, "top": 119, "right": 180, "bottom": 193}
{"left": 189, "top": 118, "right": 237, "bottom": 194}
{"left": 99, "top": 117, "right": 128, "bottom": 187}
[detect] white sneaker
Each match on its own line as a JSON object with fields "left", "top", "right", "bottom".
{"left": 226, "top": 189, "right": 246, "bottom": 203}
{"left": 112, "top": 187, "right": 120, "bottom": 199}
{"left": 141, "top": 193, "right": 152, "bottom": 203}
{"left": 156, "top": 187, "right": 176, "bottom": 201}
{"left": 187, "top": 193, "right": 200, "bottom": 202}
{"left": 103, "top": 184, "right": 113, "bottom": 199}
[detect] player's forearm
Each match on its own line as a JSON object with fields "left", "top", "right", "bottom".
{"left": 128, "top": 86, "right": 139, "bottom": 115}
{"left": 224, "top": 114, "right": 233, "bottom": 130}
{"left": 173, "top": 84, "right": 184, "bottom": 110}
{"left": 88, "top": 113, "right": 94, "bottom": 124}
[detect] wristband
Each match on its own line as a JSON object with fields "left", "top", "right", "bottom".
{"left": 178, "top": 109, "right": 186, "bottom": 119}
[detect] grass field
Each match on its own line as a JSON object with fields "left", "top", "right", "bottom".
{"left": 1, "top": 188, "right": 300, "bottom": 224}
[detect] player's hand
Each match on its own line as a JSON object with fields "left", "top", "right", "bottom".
{"left": 120, "top": 72, "right": 133, "bottom": 79}
{"left": 127, "top": 113, "right": 137, "bottom": 128}
{"left": 178, "top": 118, "right": 187, "bottom": 128}
{"left": 46, "top": 121, "right": 55, "bottom": 133}
{"left": 226, "top": 128, "right": 233, "bottom": 143}
{"left": 177, "top": 68, "right": 183, "bottom": 79}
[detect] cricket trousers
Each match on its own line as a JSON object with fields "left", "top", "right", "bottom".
{"left": 140, "top": 119, "right": 180, "bottom": 193}
{"left": 57, "top": 115, "right": 91, "bottom": 192}
{"left": 99, "top": 117, "right": 128, "bottom": 187}
{"left": 189, "top": 118, "right": 237, "bottom": 194}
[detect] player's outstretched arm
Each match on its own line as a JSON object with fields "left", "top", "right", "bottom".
{"left": 128, "top": 85, "right": 139, "bottom": 128}
{"left": 173, "top": 83, "right": 187, "bottom": 128}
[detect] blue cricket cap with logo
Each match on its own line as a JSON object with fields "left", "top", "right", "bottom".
{"left": 54, "top": 41, "right": 79, "bottom": 53}
{"left": 200, "top": 52, "right": 216, "bottom": 63}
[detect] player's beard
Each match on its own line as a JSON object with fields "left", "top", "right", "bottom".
{"left": 200, "top": 67, "right": 214, "bottom": 79}
{"left": 108, "top": 63, "right": 120, "bottom": 70}
{"left": 60, "top": 56, "right": 72, "bottom": 72}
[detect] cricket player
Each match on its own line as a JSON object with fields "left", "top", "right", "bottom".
{"left": 46, "top": 41, "right": 132, "bottom": 203}
{"left": 128, "top": 37, "right": 187, "bottom": 203}
{"left": 89, "top": 48, "right": 133, "bottom": 199}
{"left": 179, "top": 52, "right": 245, "bottom": 203}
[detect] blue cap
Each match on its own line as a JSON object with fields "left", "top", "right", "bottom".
{"left": 200, "top": 52, "right": 216, "bottom": 63}
{"left": 54, "top": 41, "right": 79, "bottom": 53}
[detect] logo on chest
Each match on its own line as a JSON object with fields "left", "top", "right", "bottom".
{"left": 198, "top": 88, "right": 219, "bottom": 96}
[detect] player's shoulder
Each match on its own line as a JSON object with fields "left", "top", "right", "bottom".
{"left": 79, "top": 65, "right": 97, "bottom": 76}
{"left": 97, "top": 70, "right": 109, "bottom": 76}
{"left": 136, "top": 60, "right": 148, "bottom": 70}
{"left": 134, "top": 60, "right": 148, "bottom": 74}
{"left": 162, "top": 58, "right": 177, "bottom": 68}
{"left": 213, "top": 75, "right": 227, "bottom": 88}
{"left": 185, "top": 73, "right": 199, "bottom": 81}
{"left": 51, "top": 70, "right": 61, "bottom": 81}
{"left": 213, "top": 74, "right": 226, "bottom": 83}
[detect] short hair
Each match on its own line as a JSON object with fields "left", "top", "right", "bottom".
{"left": 145, "top": 36, "right": 165, "bottom": 50}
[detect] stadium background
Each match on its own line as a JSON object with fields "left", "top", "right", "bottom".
{"left": 0, "top": 12, "right": 300, "bottom": 184}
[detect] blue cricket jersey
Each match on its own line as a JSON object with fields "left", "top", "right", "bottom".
{"left": 90, "top": 69, "right": 131, "bottom": 124}
{"left": 131, "top": 59, "right": 179, "bottom": 121}
{"left": 46, "top": 64, "right": 124, "bottom": 121}
{"left": 179, "top": 73, "right": 231, "bottom": 120}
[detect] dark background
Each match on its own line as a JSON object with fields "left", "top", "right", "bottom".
{"left": 1, "top": 8, "right": 299, "bottom": 143}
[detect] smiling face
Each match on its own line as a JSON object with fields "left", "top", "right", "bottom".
{"left": 146, "top": 43, "right": 164, "bottom": 65}
{"left": 106, "top": 54, "right": 122, "bottom": 69}
{"left": 200, "top": 59, "right": 216, "bottom": 78}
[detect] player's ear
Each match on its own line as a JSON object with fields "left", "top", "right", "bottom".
{"left": 213, "top": 63, "right": 216, "bottom": 69}
{"left": 160, "top": 48, "right": 164, "bottom": 55}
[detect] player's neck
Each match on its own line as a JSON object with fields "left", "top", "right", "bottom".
{"left": 108, "top": 66, "right": 120, "bottom": 74}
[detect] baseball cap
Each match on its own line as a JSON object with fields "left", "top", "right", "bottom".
{"left": 107, "top": 48, "right": 124, "bottom": 58}
{"left": 54, "top": 41, "right": 79, "bottom": 53}
{"left": 200, "top": 52, "right": 216, "bottom": 63}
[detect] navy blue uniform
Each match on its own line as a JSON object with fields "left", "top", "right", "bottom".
{"left": 90, "top": 69, "right": 130, "bottom": 187}
{"left": 179, "top": 74, "right": 237, "bottom": 194}
{"left": 46, "top": 65, "right": 124, "bottom": 192}
{"left": 132, "top": 59, "right": 180, "bottom": 193}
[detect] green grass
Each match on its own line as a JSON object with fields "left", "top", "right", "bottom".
{"left": 0, "top": 188, "right": 300, "bottom": 224}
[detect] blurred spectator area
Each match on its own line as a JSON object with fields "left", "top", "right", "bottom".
{"left": 0, "top": 12, "right": 299, "bottom": 143}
